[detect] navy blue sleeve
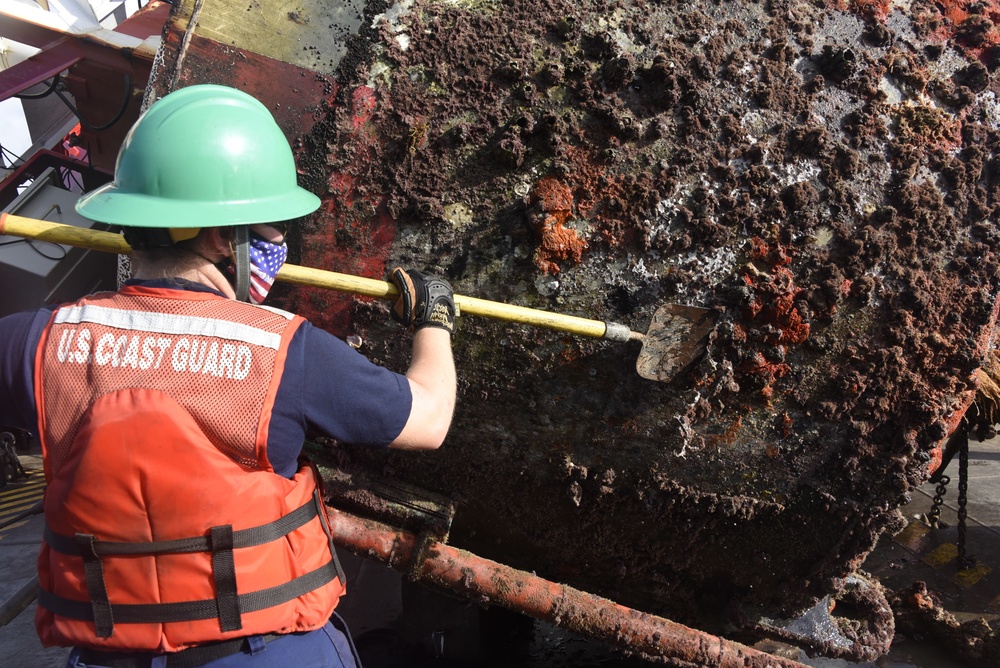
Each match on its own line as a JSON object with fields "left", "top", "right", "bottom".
{"left": 0, "top": 307, "right": 56, "bottom": 432}
{"left": 266, "top": 320, "right": 412, "bottom": 477}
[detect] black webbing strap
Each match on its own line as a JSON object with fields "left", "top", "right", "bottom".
{"left": 76, "top": 533, "right": 114, "bottom": 638}
{"left": 233, "top": 225, "right": 250, "bottom": 303}
{"left": 120, "top": 227, "right": 175, "bottom": 251}
{"left": 311, "top": 489, "right": 346, "bottom": 585}
{"left": 43, "top": 498, "right": 328, "bottom": 634}
{"left": 44, "top": 499, "right": 319, "bottom": 557}
{"left": 209, "top": 525, "right": 242, "bottom": 633}
{"left": 37, "top": 559, "right": 340, "bottom": 625}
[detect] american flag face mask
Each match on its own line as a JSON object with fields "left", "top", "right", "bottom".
{"left": 246, "top": 232, "right": 289, "bottom": 304}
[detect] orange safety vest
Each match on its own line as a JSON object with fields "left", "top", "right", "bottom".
{"left": 33, "top": 285, "right": 345, "bottom": 652}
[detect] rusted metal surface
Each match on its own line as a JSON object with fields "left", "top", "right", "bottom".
{"left": 327, "top": 506, "right": 810, "bottom": 668}
{"left": 146, "top": 20, "right": 336, "bottom": 143}
{"left": 321, "top": 461, "right": 456, "bottom": 543}
{"left": 139, "top": 0, "right": 1000, "bottom": 660}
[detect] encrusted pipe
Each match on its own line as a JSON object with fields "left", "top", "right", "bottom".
{"left": 327, "top": 508, "right": 809, "bottom": 668}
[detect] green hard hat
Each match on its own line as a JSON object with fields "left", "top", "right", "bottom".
{"left": 76, "top": 84, "right": 320, "bottom": 228}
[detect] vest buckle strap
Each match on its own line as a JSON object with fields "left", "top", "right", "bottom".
{"left": 37, "top": 559, "right": 341, "bottom": 625}
{"left": 75, "top": 533, "right": 114, "bottom": 638}
{"left": 208, "top": 525, "right": 242, "bottom": 632}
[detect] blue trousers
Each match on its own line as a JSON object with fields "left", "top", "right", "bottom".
{"left": 65, "top": 617, "right": 360, "bottom": 668}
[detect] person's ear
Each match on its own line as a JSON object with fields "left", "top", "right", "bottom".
{"left": 200, "top": 227, "right": 233, "bottom": 260}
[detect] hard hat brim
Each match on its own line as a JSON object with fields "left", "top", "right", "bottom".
{"left": 76, "top": 182, "right": 322, "bottom": 228}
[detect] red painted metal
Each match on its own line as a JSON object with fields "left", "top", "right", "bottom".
{"left": 291, "top": 84, "right": 400, "bottom": 336}
{"left": 0, "top": 2, "right": 167, "bottom": 76}
{"left": 0, "top": 2, "right": 169, "bottom": 171}
{"left": 0, "top": 13, "right": 65, "bottom": 51}
{"left": 327, "top": 508, "right": 809, "bottom": 668}
{"left": 157, "top": 30, "right": 335, "bottom": 145}
{"left": 106, "top": 1, "right": 172, "bottom": 42}
{"left": 0, "top": 40, "right": 82, "bottom": 101}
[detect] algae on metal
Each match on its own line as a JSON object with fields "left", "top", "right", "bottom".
{"left": 151, "top": 0, "right": 1000, "bottom": 659}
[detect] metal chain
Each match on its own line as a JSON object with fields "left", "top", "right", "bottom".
{"left": 957, "top": 432, "right": 974, "bottom": 570}
{"left": 926, "top": 418, "right": 975, "bottom": 570}
{"left": 927, "top": 474, "right": 949, "bottom": 529}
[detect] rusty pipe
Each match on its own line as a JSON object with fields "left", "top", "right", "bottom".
{"left": 327, "top": 508, "right": 808, "bottom": 668}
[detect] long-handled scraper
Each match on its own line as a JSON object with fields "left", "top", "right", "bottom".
{"left": 0, "top": 214, "right": 714, "bottom": 382}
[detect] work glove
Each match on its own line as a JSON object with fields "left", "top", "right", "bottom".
{"left": 389, "top": 268, "right": 457, "bottom": 335}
